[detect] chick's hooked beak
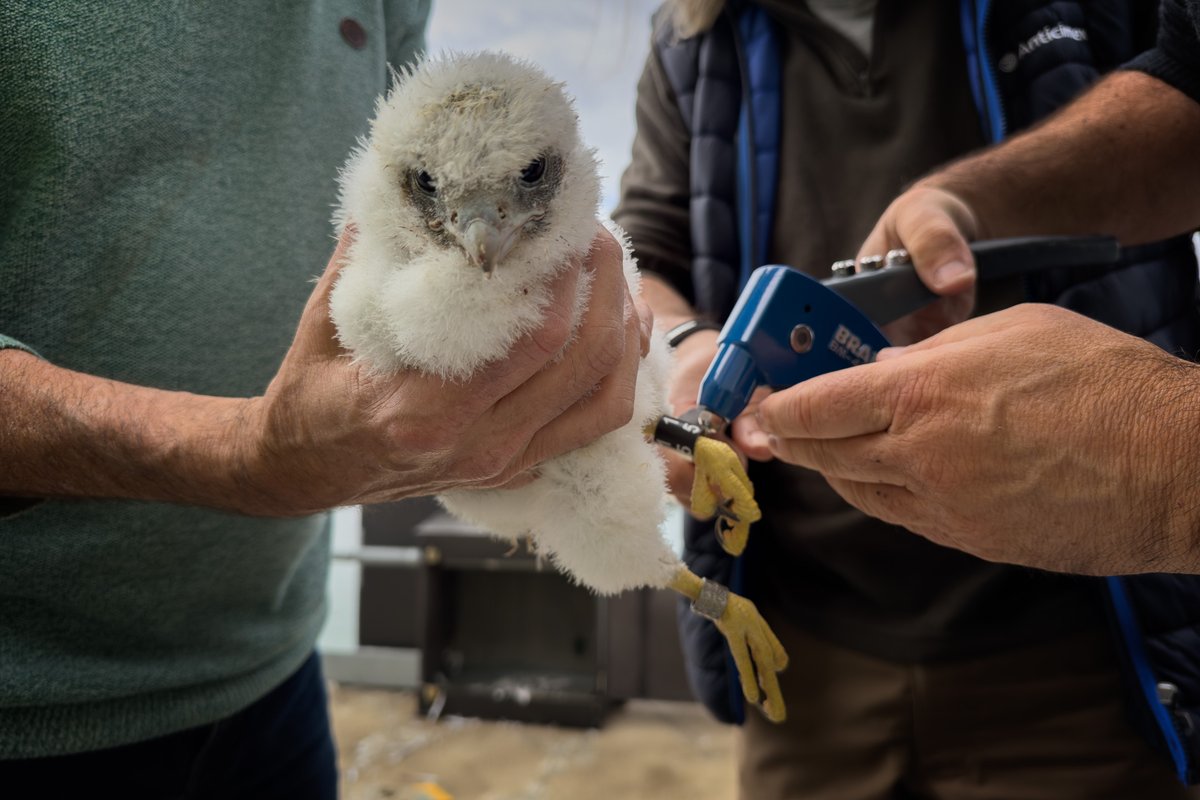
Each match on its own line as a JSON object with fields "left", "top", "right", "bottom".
{"left": 453, "top": 203, "right": 526, "bottom": 276}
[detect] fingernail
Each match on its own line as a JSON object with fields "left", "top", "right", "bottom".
{"left": 746, "top": 430, "right": 770, "bottom": 450}
{"left": 767, "top": 435, "right": 780, "bottom": 452}
{"left": 933, "top": 260, "right": 971, "bottom": 288}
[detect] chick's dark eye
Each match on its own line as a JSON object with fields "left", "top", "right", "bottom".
{"left": 519, "top": 156, "right": 546, "bottom": 186}
{"left": 415, "top": 170, "right": 437, "bottom": 194}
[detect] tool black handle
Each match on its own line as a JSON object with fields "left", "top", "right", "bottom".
{"left": 971, "top": 235, "right": 1121, "bottom": 280}
{"left": 826, "top": 235, "right": 1121, "bottom": 327}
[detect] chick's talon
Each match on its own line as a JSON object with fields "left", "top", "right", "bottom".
{"left": 715, "top": 591, "right": 789, "bottom": 723}
{"left": 691, "top": 436, "right": 760, "bottom": 556}
{"left": 671, "top": 570, "right": 787, "bottom": 723}
{"left": 714, "top": 502, "right": 747, "bottom": 554}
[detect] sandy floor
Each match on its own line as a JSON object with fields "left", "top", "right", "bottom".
{"left": 329, "top": 684, "right": 737, "bottom": 800}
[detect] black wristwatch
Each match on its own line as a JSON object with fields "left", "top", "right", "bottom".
{"left": 664, "top": 319, "right": 722, "bottom": 348}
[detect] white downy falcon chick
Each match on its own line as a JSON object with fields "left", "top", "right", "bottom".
{"left": 332, "top": 52, "right": 673, "bottom": 593}
{"left": 331, "top": 52, "right": 787, "bottom": 720}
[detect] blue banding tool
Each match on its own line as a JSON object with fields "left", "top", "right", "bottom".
{"left": 695, "top": 235, "right": 1121, "bottom": 428}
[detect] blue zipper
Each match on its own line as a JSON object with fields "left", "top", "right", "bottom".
{"left": 1107, "top": 576, "right": 1191, "bottom": 783}
{"left": 961, "top": 0, "right": 1006, "bottom": 143}
{"left": 976, "top": 0, "right": 1006, "bottom": 141}
{"left": 736, "top": 107, "right": 755, "bottom": 290}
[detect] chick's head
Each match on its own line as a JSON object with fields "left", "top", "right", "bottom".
{"left": 352, "top": 52, "right": 600, "bottom": 277}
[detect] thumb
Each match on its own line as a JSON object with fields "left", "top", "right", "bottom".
{"left": 858, "top": 186, "right": 979, "bottom": 296}
{"left": 730, "top": 387, "right": 776, "bottom": 461}
{"left": 293, "top": 225, "right": 357, "bottom": 358}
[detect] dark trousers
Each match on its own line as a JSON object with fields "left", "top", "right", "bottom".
{"left": 739, "top": 615, "right": 1200, "bottom": 800}
{"left": 1, "top": 652, "right": 337, "bottom": 800}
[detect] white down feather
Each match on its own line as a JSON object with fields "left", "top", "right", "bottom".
{"left": 330, "top": 52, "right": 681, "bottom": 594}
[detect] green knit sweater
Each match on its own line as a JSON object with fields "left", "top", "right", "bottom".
{"left": 0, "top": 2, "right": 429, "bottom": 757}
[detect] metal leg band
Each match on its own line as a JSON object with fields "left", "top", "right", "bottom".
{"left": 691, "top": 578, "right": 729, "bottom": 622}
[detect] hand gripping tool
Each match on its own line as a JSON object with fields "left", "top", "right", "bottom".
{"left": 653, "top": 235, "right": 1121, "bottom": 445}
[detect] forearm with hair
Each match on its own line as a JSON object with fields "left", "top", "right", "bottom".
{"left": 929, "top": 71, "right": 1200, "bottom": 245}
{"left": 0, "top": 348, "right": 260, "bottom": 513}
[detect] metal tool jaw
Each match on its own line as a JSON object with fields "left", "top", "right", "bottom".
{"left": 696, "top": 266, "right": 891, "bottom": 425}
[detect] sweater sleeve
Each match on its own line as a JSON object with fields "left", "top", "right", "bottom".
{"left": 1125, "top": 0, "right": 1200, "bottom": 104}
{"left": 0, "top": 333, "right": 39, "bottom": 357}
{"left": 610, "top": 40, "right": 698, "bottom": 304}
{"left": 0, "top": 336, "right": 44, "bottom": 517}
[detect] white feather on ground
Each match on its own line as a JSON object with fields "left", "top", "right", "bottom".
{"left": 330, "top": 52, "right": 681, "bottom": 594}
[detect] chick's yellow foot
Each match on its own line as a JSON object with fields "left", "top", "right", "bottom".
{"left": 670, "top": 569, "right": 788, "bottom": 722}
{"left": 691, "top": 437, "right": 760, "bottom": 556}
{"left": 718, "top": 589, "right": 789, "bottom": 723}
